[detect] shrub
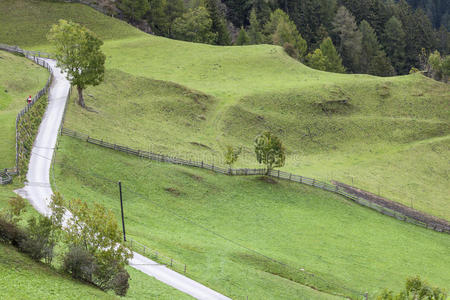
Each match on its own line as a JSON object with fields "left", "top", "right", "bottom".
{"left": 26, "top": 215, "right": 56, "bottom": 264}
{"left": 63, "top": 246, "right": 96, "bottom": 281}
{"left": 110, "top": 269, "right": 130, "bottom": 296}
{"left": 18, "top": 237, "right": 48, "bottom": 261}
{"left": 0, "top": 216, "right": 27, "bottom": 247}
{"left": 283, "top": 42, "right": 298, "bottom": 59}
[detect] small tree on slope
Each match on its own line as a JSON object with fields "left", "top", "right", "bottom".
{"left": 48, "top": 20, "right": 106, "bottom": 108}
{"left": 254, "top": 131, "right": 286, "bottom": 175}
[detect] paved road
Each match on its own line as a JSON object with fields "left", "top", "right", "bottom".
{"left": 15, "top": 58, "right": 230, "bottom": 300}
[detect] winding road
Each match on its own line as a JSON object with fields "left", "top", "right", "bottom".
{"left": 14, "top": 58, "right": 230, "bottom": 300}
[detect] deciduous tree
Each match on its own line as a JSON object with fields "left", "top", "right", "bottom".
{"left": 48, "top": 20, "right": 106, "bottom": 108}
{"left": 254, "top": 131, "right": 286, "bottom": 175}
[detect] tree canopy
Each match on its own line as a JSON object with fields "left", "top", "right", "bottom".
{"left": 254, "top": 131, "right": 286, "bottom": 174}
{"left": 48, "top": 19, "right": 106, "bottom": 108}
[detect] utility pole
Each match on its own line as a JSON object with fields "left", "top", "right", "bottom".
{"left": 118, "top": 181, "right": 126, "bottom": 242}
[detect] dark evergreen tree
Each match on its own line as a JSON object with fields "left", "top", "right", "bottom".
{"left": 280, "top": 0, "right": 336, "bottom": 49}
{"left": 236, "top": 27, "right": 250, "bottom": 45}
{"left": 384, "top": 16, "right": 407, "bottom": 74}
{"left": 205, "top": 0, "right": 232, "bottom": 45}
{"left": 117, "top": 0, "right": 150, "bottom": 22}
{"left": 332, "top": 6, "right": 362, "bottom": 72}
{"left": 338, "top": 0, "right": 391, "bottom": 36}
{"left": 392, "top": 0, "right": 436, "bottom": 72}
{"left": 368, "top": 51, "right": 395, "bottom": 76}
{"left": 222, "top": 0, "right": 252, "bottom": 27}
{"left": 248, "top": 9, "right": 263, "bottom": 44}
{"left": 320, "top": 37, "right": 346, "bottom": 73}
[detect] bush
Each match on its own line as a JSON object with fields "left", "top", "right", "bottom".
{"left": 0, "top": 216, "right": 27, "bottom": 247}
{"left": 63, "top": 246, "right": 96, "bottom": 281}
{"left": 283, "top": 42, "right": 298, "bottom": 59}
{"left": 110, "top": 269, "right": 130, "bottom": 296}
{"left": 18, "top": 237, "right": 49, "bottom": 261}
{"left": 92, "top": 260, "right": 130, "bottom": 296}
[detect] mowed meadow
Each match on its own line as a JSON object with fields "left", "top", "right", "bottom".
{"left": 53, "top": 136, "right": 450, "bottom": 298}
{"left": 1, "top": 0, "right": 449, "bottom": 219}
{"left": 0, "top": 0, "right": 449, "bottom": 299}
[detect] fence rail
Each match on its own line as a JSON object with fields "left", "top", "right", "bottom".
{"left": 125, "top": 238, "right": 187, "bottom": 274}
{"left": 60, "top": 127, "right": 450, "bottom": 234}
{"left": 0, "top": 44, "right": 54, "bottom": 182}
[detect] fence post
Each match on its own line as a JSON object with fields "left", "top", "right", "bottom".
{"left": 289, "top": 173, "right": 292, "bottom": 181}
{"left": 278, "top": 170, "right": 280, "bottom": 178}
{"left": 184, "top": 264, "right": 186, "bottom": 273}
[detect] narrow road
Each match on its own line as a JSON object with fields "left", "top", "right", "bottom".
{"left": 15, "top": 58, "right": 230, "bottom": 300}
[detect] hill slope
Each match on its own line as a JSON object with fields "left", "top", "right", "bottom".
{"left": 53, "top": 136, "right": 450, "bottom": 298}
{"left": 1, "top": 0, "right": 447, "bottom": 219}
{"left": 0, "top": 50, "right": 49, "bottom": 167}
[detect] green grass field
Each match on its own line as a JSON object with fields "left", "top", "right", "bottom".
{"left": 53, "top": 136, "right": 450, "bottom": 299}
{"left": 0, "top": 50, "right": 49, "bottom": 168}
{"left": 1, "top": 0, "right": 448, "bottom": 219}
{"left": 1, "top": 0, "right": 449, "bottom": 298}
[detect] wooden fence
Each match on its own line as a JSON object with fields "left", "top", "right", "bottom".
{"left": 60, "top": 127, "right": 450, "bottom": 234}
{"left": 0, "top": 44, "right": 54, "bottom": 182}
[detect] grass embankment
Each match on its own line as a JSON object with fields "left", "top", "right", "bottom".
{"left": 0, "top": 241, "right": 191, "bottom": 300}
{"left": 1, "top": 0, "right": 449, "bottom": 219}
{"left": 53, "top": 136, "right": 450, "bottom": 299}
{"left": 0, "top": 243, "right": 115, "bottom": 300}
{"left": 0, "top": 50, "right": 48, "bottom": 168}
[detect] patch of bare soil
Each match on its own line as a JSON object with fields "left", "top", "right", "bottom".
{"left": 259, "top": 176, "right": 278, "bottom": 184}
{"left": 164, "top": 187, "right": 182, "bottom": 196}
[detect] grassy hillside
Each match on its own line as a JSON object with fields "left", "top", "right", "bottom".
{"left": 1, "top": 0, "right": 448, "bottom": 219}
{"left": 0, "top": 243, "right": 116, "bottom": 299}
{"left": 0, "top": 50, "right": 49, "bottom": 168}
{"left": 0, "top": 241, "right": 192, "bottom": 300}
{"left": 53, "top": 136, "right": 450, "bottom": 299}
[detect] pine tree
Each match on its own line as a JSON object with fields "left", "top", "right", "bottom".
{"left": 360, "top": 20, "right": 380, "bottom": 72}
{"left": 332, "top": 6, "right": 362, "bottom": 72}
{"left": 368, "top": 51, "right": 395, "bottom": 76}
{"left": 248, "top": 9, "right": 263, "bottom": 44}
{"left": 320, "top": 37, "right": 345, "bottom": 73}
{"left": 205, "top": 0, "right": 231, "bottom": 45}
{"left": 265, "top": 9, "right": 307, "bottom": 58}
{"left": 117, "top": 0, "right": 150, "bottom": 22}
{"left": 384, "top": 16, "right": 407, "bottom": 74}
{"left": 236, "top": 27, "right": 250, "bottom": 45}
{"left": 306, "top": 48, "right": 327, "bottom": 70}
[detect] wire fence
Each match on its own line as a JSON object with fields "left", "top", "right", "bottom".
{"left": 60, "top": 127, "right": 450, "bottom": 234}
{"left": 54, "top": 161, "right": 366, "bottom": 299}
{"left": 124, "top": 238, "right": 187, "bottom": 274}
{"left": 0, "top": 44, "right": 54, "bottom": 181}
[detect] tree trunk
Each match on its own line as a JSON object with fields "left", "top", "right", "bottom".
{"left": 77, "top": 86, "right": 86, "bottom": 108}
